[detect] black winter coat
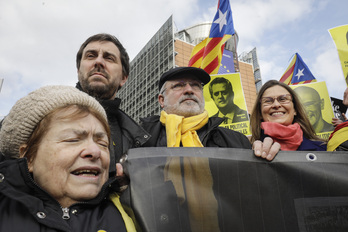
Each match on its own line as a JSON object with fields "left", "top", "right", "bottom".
{"left": 140, "top": 115, "right": 252, "bottom": 149}
{"left": 0, "top": 157, "right": 129, "bottom": 232}
{"left": 124, "top": 115, "right": 252, "bottom": 231}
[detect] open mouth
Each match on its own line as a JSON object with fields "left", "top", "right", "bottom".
{"left": 72, "top": 169, "right": 100, "bottom": 177}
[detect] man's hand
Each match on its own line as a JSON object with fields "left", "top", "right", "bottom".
{"left": 332, "top": 118, "right": 343, "bottom": 127}
{"left": 252, "top": 137, "right": 280, "bottom": 161}
{"left": 116, "top": 163, "right": 129, "bottom": 192}
{"left": 116, "top": 163, "right": 125, "bottom": 177}
{"left": 332, "top": 113, "right": 346, "bottom": 126}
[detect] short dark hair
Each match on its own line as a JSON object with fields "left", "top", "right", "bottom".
{"left": 209, "top": 77, "right": 233, "bottom": 98}
{"left": 76, "top": 33, "right": 130, "bottom": 77}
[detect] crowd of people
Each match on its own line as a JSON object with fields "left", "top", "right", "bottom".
{"left": 0, "top": 33, "right": 346, "bottom": 231}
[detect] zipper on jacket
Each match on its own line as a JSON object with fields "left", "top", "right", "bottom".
{"left": 62, "top": 207, "right": 70, "bottom": 220}
{"left": 23, "top": 163, "right": 72, "bottom": 221}
{"left": 23, "top": 158, "right": 116, "bottom": 221}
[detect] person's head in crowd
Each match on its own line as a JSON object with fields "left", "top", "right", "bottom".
{"left": 76, "top": 33, "right": 129, "bottom": 100}
{"left": 209, "top": 77, "right": 235, "bottom": 114}
{"left": 0, "top": 85, "right": 110, "bottom": 207}
{"left": 344, "top": 86, "right": 348, "bottom": 106}
{"left": 332, "top": 86, "right": 348, "bottom": 126}
{"left": 158, "top": 67, "right": 210, "bottom": 118}
{"left": 250, "top": 80, "right": 318, "bottom": 143}
{"left": 294, "top": 86, "right": 333, "bottom": 133}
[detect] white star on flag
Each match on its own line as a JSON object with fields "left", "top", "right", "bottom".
{"left": 213, "top": 9, "right": 227, "bottom": 32}
{"left": 295, "top": 68, "right": 304, "bottom": 81}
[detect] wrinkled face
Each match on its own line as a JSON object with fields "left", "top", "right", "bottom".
{"left": 343, "top": 87, "right": 348, "bottom": 106}
{"left": 297, "top": 91, "right": 321, "bottom": 126}
{"left": 28, "top": 110, "right": 110, "bottom": 207}
{"left": 78, "top": 41, "right": 127, "bottom": 100}
{"left": 261, "top": 85, "right": 296, "bottom": 126}
{"left": 159, "top": 75, "right": 205, "bottom": 117}
{"left": 211, "top": 83, "right": 233, "bottom": 109}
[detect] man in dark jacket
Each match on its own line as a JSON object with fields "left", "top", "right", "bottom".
{"left": 141, "top": 66, "right": 251, "bottom": 148}
{"left": 136, "top": 67, "right": 279, "bottom": 231}
{"left": 75, "top": 33, "right": 150, "bottom": 175}
{"left": 140, "top": 66, "right": 278, "bottom": 154}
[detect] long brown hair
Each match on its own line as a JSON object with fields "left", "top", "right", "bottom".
{"left": 250, "top": 80, "right": 323, "bottom": 143}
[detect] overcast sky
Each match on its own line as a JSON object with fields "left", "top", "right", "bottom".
{"left": 0, "top": 0, "right": 347, "bottom": 117}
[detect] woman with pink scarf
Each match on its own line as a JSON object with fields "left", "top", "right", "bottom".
{"left": 250, "top": 80, "right": 326, "bottom": 151}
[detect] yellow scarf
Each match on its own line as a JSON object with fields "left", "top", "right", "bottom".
{"left": 160, "top": 110, "right": 209, "bottom": 147}
{"left": 109, "top": 193, "right": 136, "bottom": 232}
{"left": 160, "top": 110, "right": 220, "bottom": 232}
{"left": 327, "top": 126, "right": 348, "bottom": 151}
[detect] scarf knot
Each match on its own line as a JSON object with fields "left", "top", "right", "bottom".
{"left": 160, "top": 110, "right": 209, "bottom": 147}
{"left": 261, "top": 122, "right": 303, "bottom": 151}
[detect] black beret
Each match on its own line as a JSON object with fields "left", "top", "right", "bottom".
{"left": 158, "top": 67, "right": 211, "bottom": 91}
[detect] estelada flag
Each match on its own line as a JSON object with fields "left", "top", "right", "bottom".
{"left": 188, "top": 0, "right": 235, "bottom": 75}
{"left": 279, "top": 53, "right": 317, "bottom": 85}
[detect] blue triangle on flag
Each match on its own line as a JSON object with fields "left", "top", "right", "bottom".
{"left": 291, "top": 53, "right": 316, "bottom": 84}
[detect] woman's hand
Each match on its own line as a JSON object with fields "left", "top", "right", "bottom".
{"left": 252, "top": 137, "right": 281, "bottom": 161}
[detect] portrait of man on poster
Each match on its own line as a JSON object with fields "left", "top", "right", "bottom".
{"left": 294, "top": 86, "right": 334, "bottom": 133}
{"left": 209, "top": 77, "right": 248, "bottom": 124}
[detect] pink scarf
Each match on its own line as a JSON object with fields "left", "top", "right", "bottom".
{"left": 261, "top": 122, "right": 303, "bottom": 151}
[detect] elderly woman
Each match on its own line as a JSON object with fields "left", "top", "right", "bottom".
{"left": 250, "top": 80, "right": 326, "bottom": 152}
{"left": 0, "top": 86, "right": 135, "bottom": 231}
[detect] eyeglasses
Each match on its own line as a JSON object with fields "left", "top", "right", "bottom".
{"left": 162, "top": 81, "right": 204, "bottom": 93}
{"left": 260, "top": 94, "right": 292, "bottom": 106}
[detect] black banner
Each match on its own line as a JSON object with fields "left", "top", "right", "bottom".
{"left": 122, "top": 147, "right": 348, "bottom": 232}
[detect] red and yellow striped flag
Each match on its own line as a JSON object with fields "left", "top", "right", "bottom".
{"left": 188, "top": 0, "right": 235, "bottom": 75}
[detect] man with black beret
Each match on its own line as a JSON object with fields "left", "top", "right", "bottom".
{"left": 141, "top": 66, "right": 279, "bottom": 155}
{"left": 143, "top": 66, "right": 250, "bottom": 147}
{"left": 136, "top": 67, "right": 279, "bottom": 231}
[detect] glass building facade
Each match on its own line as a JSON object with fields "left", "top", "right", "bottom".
{"left": 118, "top": 15, "right": 261, "bottom": 122}
{"left": 118, "top": 16, "right": 175, "bottom": 122}
{"left": 239, "top": 47, "right": 262, "bottom": 92}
